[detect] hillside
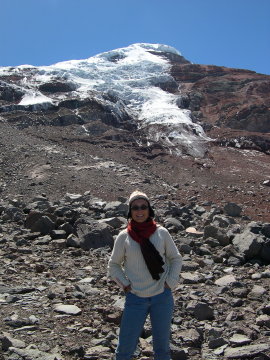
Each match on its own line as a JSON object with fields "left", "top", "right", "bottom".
{"left": 0, "top": 44, "right": 270, "bottom": 360}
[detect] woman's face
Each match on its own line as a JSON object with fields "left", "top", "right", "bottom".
{"left": 130, "top": 198, "right": 149, "bottom": 223}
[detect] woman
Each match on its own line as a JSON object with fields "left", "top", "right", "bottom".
{"left": 108, "top": 190, "right": 182, "bottom": 360}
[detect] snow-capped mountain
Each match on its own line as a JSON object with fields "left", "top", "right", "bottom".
{"left": 0, "top": 43, "right": 269, "bottom": 158}
{"left": 0, "top": 43, "right": 209, "bottom": 157}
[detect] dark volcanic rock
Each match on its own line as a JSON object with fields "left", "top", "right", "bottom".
{"left": 76, "top": 222, "right": 114, "bottom": 250}
{"left": 39, "top": 80, "right": 77, "bottom": 93}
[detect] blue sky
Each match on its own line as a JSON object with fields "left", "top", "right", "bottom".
{"left": 1, "top": 0, "right": 270, "bottom": 75}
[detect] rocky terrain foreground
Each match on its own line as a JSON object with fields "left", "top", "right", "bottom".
{"left": 0, "top": 189, "right": 270, "bottom": 360}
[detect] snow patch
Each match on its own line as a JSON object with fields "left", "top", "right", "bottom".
{"left": 19, "top": 93, "right": 53, "bottom": 106}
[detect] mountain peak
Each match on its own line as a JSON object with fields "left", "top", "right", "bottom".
{"left": 0, "top": 43, "right": 206, "bottom": 157}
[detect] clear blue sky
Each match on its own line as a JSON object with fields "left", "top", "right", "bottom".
{"left": 1, "top": 0, "right": 270, "bottom": 75}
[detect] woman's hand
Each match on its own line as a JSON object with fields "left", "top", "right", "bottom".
{"left": 123, "top": 285, "right": 131, "bottom": 293}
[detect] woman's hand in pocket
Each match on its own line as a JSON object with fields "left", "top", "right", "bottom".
{"left": 164, "top": 282, "right": 170, "bottom": 289}
{"left": 123, "top": 285, "right": 131, "bottom": 293}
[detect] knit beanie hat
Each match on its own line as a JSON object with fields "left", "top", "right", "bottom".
{"left": 128, "top": 190, "right": 149, "bottom": 206}
{"left": 127, "top": 190, "right": 155, "bottom": 219}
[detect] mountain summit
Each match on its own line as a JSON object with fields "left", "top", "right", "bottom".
{"left": 0, "top": 43, "right": 209, "bottom": 156}
{"left": 1, "top": 43, "right": 269, "bottom": 157}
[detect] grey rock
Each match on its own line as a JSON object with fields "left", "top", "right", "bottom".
{"left": 227, "top": 256, "right": 242, "bottom": 266}
{"left": 260, "top": 239, "right": 270, "bottom": 262}
{"left": 213, "top": 215, "right": 235, "bottom": 228}
{"left": 256, "top": 314, "right": 270, "bottom": 328}
{"left": 249, "top": 285, "right": 267, "bottom": 298}
{"left": 77, "top": 222, "right": 114, "bottom": 250}
{"left": 98, "top": 216, "right": 127, "bottom": 229}
{"left": 58, "top": 222, "right": 74, "bottom": 235}
{"left": 84, "top": 345, "right": 111, "bottom": 357}
{"left": 194, "top": 205, "right": 206, "bottom": 215}
{"left": 262, "top": 223, "right": 270, "bottom": 238}
{"left": 50, "top": 229, "right": 67, "bottom": 239}
{"left": 181, "top": 272, "right": 204, "bottom": 284}
{"left": 187, "top": 301, "right": 214, "bottom": 320}
{"left": 104, "top": 201, "right": 128, "bottom": 217}
{"left": 9, "top": 346, "right": 63, "bottom": 360}
{"left": 203, "top": 225, "right": 230, "bottom": 246}
{"left": 170, "top": 344, "right": 187, "bottom": 359}
{"left": 66, "top": 234, "right": 80, "bottom": 248}
{"left": 2, "top": 206, "right": 24, "bottom": 222}
{"left": 208, "top": 337, "right": 227, "bottom": 349}
{"left": 224, "top": 343, "right": 270, "bottom": 359}
{"left": 0, "top": 332, "right": 26, "bottom": 351}
{"left": 164, "top": 217, "right": 184, "bottom": 232}
{"left": 178, "top": 243, "right": 192, "bottom": 254}
{"left": 181, "top": 261, "right": 200, "bottom": 271}
{"left": 246, "top": 221, "right": 264, "bottom": 234}
{"left": 261, "top": 303, "right": 270, "bottom": 315}
{"left": 195, "top": 304, "right": 214, "bottom": 321}
{"left": 75, "top": 284, "right": 99, "bottom": 295}
{"left": 229, "top": 333, "right": 251, "bottom": 346}
{"left": 0, "top": 285, "right": 36, "bottom": 295}
{"left": 214, "top": 274, "right": 237, "bottom": 287}
{"left": 224, "top": 202, "right": 242, "bottom": 217}
{"left": 233, "top": 230, "right": 264, "bottom": 260}
{"left": 30, "top": 215, "right": 55, "bottom": 235}
{"left": 178, "top": 328, "right": 202, "bottom": 347}
{"left": 54, "top": 304, "right": 82, "bottom": 315}
{"left": 51, "top": 239, "right": 66, "bottom": 249}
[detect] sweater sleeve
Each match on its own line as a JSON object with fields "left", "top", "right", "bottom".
{"left": 108, "top": 231, "right": 130, "bottom": 288}
{"left": 163, "top": 228, "right": 182, "bottom": 290}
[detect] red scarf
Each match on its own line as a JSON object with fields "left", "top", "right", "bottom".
{"left": 127, "top": 218, "right": 164, "bottom": 280}
{"left": 127, "top": 219, "right": 157, "bottom": 244}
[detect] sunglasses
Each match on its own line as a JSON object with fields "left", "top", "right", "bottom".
{"left": 131, "top": 204, "right": 149, "bottom": 211}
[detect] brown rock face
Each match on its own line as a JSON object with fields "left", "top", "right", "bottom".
{"left": 170, "top": 62, "right": 270, "bottom": 151}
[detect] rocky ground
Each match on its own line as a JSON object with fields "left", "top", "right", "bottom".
{"left": 0, "top": 120, "right": 270, "bottom": 359}
{"left": 0, "top": 121, "right": 269, "bottom": 222}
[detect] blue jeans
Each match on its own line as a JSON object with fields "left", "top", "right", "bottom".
{"left": 115, "top": 288, "right": 174, "bottom": 360}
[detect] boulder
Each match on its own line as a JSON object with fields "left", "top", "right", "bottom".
{"left": 54, "top": 304, "right": 82, "bottom": 315}
{"left": 77, "top": 222, "right": 114, "bottom": 250}
{"left": 203, "top": 225, "right": 230, "bottom": 246}
{"left": 232, "top": 230, "right": 264, "bottom": 260}
{"left": 260, "top": 238, "right": 270, "bottom": 262}
{"left": 0, "top": 332, "right": 26, "bottom": 351}
{"left": 187, "top": 301, "right": 214, "bottom": 321}
{"left": 103, "top": 201, "right": 128, "bottom": 217}
{"left": 66, "top": 234, "right": 80, "bottom": 248}
{"left": 25, "top": 211, "right": 56, "bottom": 235}
{"left": 224, "top": 202, "right": 242, "bottom": 217}
{"left": 214, "top": 274, "right": 237, "bottom": 287}
{"left": 224, "top": 343, "right": 270, "bottom": 359}
{"left": 164, "top": 217, "right": 184, "bottom": 232}
{"left": 8, "top": 346, "right": 63, "bottom": 360}
{"left": 98, "top": 216, "right": 127, "bottom": 229}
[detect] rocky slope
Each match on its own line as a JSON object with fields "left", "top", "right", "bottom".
{"left": 0, "top": 44, "right": 270, "bottom": 359}
{"left": 0, "top": 192, "right": 269, "bottom": 360}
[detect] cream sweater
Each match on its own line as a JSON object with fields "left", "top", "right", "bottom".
{"left": 108, "top": 225, "right": 182, "bottom": 297}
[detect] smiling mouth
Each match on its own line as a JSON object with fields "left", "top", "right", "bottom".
{"left": 135, "top": 214, "right": 145, "bottom": 219}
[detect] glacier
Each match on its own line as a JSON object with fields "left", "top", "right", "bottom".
{"left": 0, "top": 43, "right": 209, "bottom": 156}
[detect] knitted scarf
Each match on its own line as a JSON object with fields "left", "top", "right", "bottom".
{"left": 127, "top": 219, "right": 165, "bottom": 280}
